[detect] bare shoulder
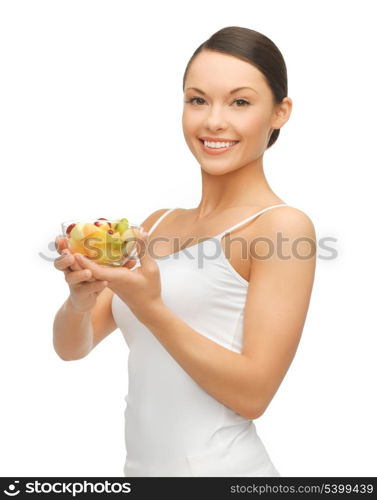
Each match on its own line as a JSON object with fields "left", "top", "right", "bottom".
{"left": 252, "top": 205, "right": 316, "bottom": 247}
{"left": 258, "top": 205, "right": 314, "bottom": 229}
{"left": 140, "top": 208, "right": 171, "bottom": 233}
{"left": 246, "top": 205, "right": 317, "bottom": 268}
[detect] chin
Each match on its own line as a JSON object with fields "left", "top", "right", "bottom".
{"left": 199, "top": 161, "right": 240, "bottom": 176}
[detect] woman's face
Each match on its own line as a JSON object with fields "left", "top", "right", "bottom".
{"left": 182, "top": 50, "right": 290, "bottom": 174}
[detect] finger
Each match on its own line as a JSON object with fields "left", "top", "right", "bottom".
{"left": 65, "top": 269, "right": 93, "bottom": 285}
{"left": 54, "top": 250, "right": 83, "bottom": 273}
{"left": 73, "top": 253, "right": 116, "bottom": 281}
{"left": 68, "top": 251, "right": 84, "bottom": 272}
{"left": 137, "top": 232, "right": 156, "bottom": 271}
{"left": 54, "top": 237, "right": 84, "bottom": 271}
{"left": 54, "top": 251, "right": 75, "bottom": 270}
{"left": 55, "top": 236, "right": 68, "bottom": 254}
{"left": 84, "top": 279, "right": 109, "bottom": 295}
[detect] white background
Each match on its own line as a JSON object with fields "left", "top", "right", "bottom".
{"left": 1, "top": 0, "right": 376, "bottom": 477}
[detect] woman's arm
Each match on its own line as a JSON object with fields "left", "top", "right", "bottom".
{"left": 53, "top": 296, "right": 94, "bottom": 360}
{"left": 142, "top": 207, "right": 317, "bottom": 419}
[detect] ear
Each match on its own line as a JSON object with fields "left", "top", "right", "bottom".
{"left": 271, "top": 96, "right": 293, "bottom": 131}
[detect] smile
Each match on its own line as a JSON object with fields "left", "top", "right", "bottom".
{"left": 198, "top": 139, "right": 239, "bottom": 155}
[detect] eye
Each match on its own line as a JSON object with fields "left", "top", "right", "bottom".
{"left": 184, "top": 97, "right": 205, "bottom": 105}
{"left": 184, "top": 97, "right": 251, "bottom": 107}
{"left": 233, "top": 98, "right": 250, "bottom": 107}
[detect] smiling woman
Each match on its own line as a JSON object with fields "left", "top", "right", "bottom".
{"left": 182, "top": 46, "right": 292, "bottom": 176}
{"left": 110, "top": 27, "right": 313, "bottom": 478}
{"left": 182, "top": 26, "right": 290, "bottom": 152}
{"left": 53, "top": 25, "right": 316, "bottom": 478}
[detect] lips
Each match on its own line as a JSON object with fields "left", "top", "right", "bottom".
{"left": 199, "top": 137, "right": 239, "bottom": 143}
{"left": 198, "top": 138, "right": 239, "bottom": 155}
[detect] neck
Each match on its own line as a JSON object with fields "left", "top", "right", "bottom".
{"left": 194, "top": 158, "right": 279, "bottom": 220}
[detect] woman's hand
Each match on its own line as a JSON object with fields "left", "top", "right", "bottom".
{"left": 72, "top": 232, "right": 164, "bottom": 322}
{"left": 54, "top": 236, "right": 109, "bottom": 312}
{"left": 54, "top": 236, "right": 137, "bottom": 313}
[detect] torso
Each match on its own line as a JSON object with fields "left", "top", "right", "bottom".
{"left": 115, "top": 201, "right": 285, "bottom": 476}
{"left": 147, "top": 200, "right": 285, "bottom": 282}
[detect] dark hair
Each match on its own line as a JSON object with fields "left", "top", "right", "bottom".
{"left": 182, "top": 26, "right": 288, "bottom": 149}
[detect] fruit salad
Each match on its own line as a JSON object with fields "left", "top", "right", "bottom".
{"left": 63, "top": 217, "right": 141, "bottom": 266}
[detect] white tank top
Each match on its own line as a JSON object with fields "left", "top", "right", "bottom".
{"left": 112, "top": 203, "right": 288, "bottom": 477}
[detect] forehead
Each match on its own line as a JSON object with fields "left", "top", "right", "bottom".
{"left": 185, "top": 50, "right": 267, "bottom": 92}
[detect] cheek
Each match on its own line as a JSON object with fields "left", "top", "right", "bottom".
{"left": 182, "top": 108, "right": 197, "bottom": 130}
{"left": 182, "top": 109, "right": 201, "bottom": 143}
{"left": 239, "top": 111, "right": 271, "bottom": 139}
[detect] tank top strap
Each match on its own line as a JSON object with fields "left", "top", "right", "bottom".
{"left": 147, "top": 208, "right": 178, "bottom": 236}
{"left": 216, "top": 203, "right": 289, "bottom": 238}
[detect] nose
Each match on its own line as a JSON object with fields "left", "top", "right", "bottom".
{"left": 203, "top": 104, "right": 228, "bottom": 131}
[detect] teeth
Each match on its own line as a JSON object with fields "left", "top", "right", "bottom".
{"left": 203, "top": 140, "right": 237, "bottom": 148}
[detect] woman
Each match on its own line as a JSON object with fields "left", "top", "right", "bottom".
{"left": 53, "top": 26, "right": 316, "bottom": 477}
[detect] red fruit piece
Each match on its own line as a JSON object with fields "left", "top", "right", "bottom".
{"left": 107, "top": 229, "right": 114, "bottom": 234}
{"left": 66, "top": 223, "right": 76, "bottom": 235}
{"left": 97, "top": 217, "right": 111, "bottom": 228}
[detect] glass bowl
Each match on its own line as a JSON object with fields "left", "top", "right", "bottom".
{"left": 60, "top": 218, "right": 144, "bottom": 267}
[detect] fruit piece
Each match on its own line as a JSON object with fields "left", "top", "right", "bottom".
{"left": 70, "top": 222, "right": 85, "bottom": 241}
{"left": 111, "top": 236, "right": 123, "bottom": 250}
{"left": 83, "top": 230, "right": 123, "bottom": 261}
{"left": 66, "top": 223, "right": 76, "bottom": 236}
{"left": 82, "top": 230, "right": 107, "bottom": 260}
{"left": 82, "top": 223, "right": 99, "bottom": 237}
{"left": 120, "top": 227, "right": 136, "bottom": 256}
{"left": 120, "top": 227, "right": 135, "bottom": 242}
{"left": 97, "top": 224, "right": 110, "bottom": 232}
{"left": 115, "top": 218, "right": 129, "bottom": 235}
{"left": 67, "top": 237, "right": 86, "bottom": 254}
{"left": 84, "top": 230, "right": 107, "bottom": 246}
{"left": 105, "top": 233, "right": 123, "bottom": 260}
{"left": 108, "top": 229, "right": 114, "bottom": 234}
{"left": 95, "top": 218, "right": 111, "bottom": 228}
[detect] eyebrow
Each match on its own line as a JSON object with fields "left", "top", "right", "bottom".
{"left": 185, "top": 86, "right": 258, "bottom": 95}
